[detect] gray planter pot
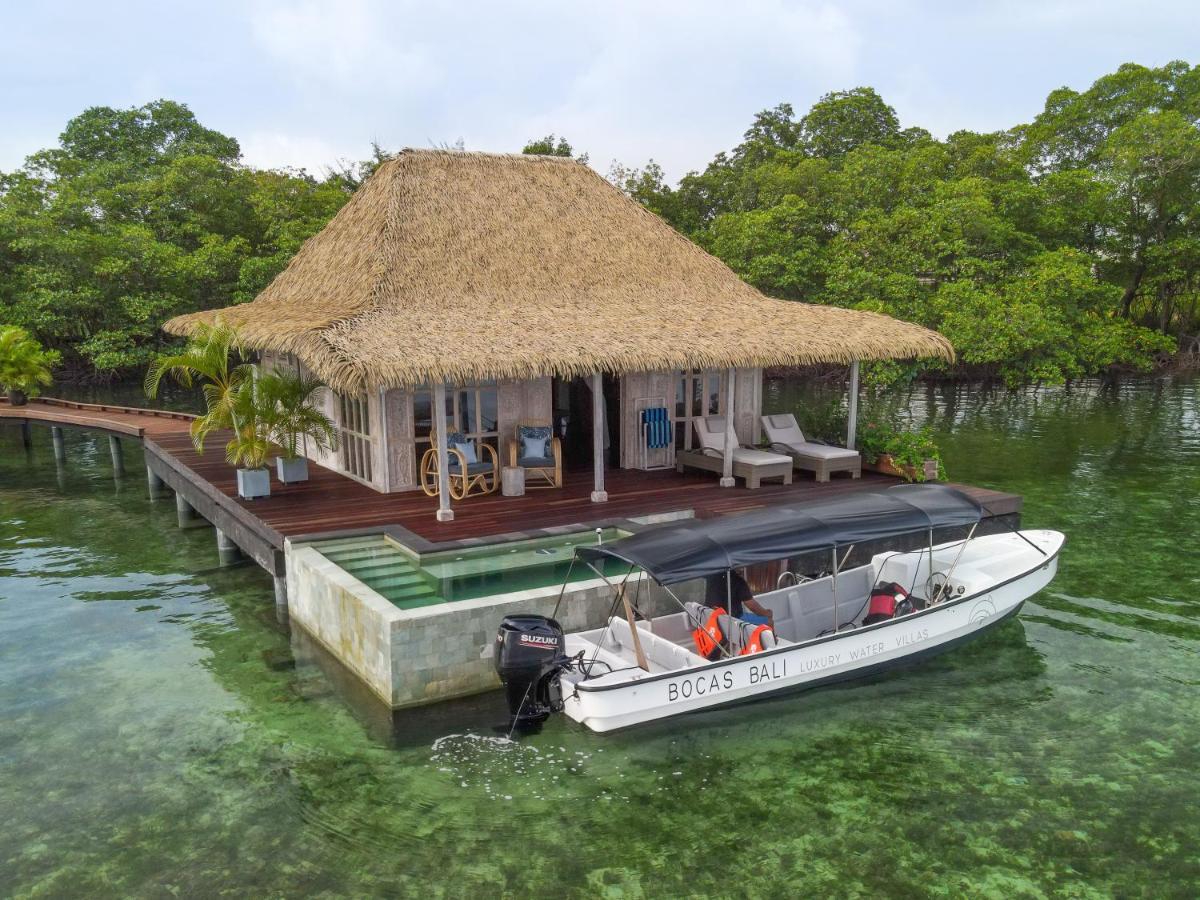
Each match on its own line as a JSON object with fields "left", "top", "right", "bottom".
{"left": 275, "top": 456, "right": 309, "bottom": 484}
{"left": 7, "top": 388, "right": 28, "bottom": 406}
{"left": 237, "top": 467, "right": 271, "bottom": 500}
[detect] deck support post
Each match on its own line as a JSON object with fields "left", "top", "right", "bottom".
{"left": 146, "top": 465, "right": 165, "bottom": 499}
{"left": 273, "top": 575, "right": 289, "bottom": 609}
{"left": 846, "top": 360, "right": 860, "bottom": 450}
{"left": 215, "top": 528, "right": 241, "bottom": 566}
{"left": 175, "top": 492, "right": 206, "bottom": 529}
{"left": 20, "top": 421, "right": 33, "bottom": 450}
{"left": 590, "top": 371, "right": 607, "bottom": 503}
{"left": 432, "top": 382, "right": 454, "bottom": 522}
{"left": 51, "top": 426, "right": 66, "bottom": 464}
{"left": 720, "top": 368, "right": 736, "bottom": 487}
{"left": 108, "top": 435, "right": 125, "bottom": 476}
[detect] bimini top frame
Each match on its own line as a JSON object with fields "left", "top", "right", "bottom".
{"left": 574, "top": 483, "right": 983, "bottom": 586}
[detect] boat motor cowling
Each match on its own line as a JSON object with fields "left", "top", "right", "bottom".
{"left": 494, "top": 614, "right": 568, "bottom": 726}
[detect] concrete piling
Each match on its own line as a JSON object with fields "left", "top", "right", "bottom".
{"left": 175, "top": 492, "right": 206, "bottom": 529}
{"left": 273, "top": 575, "right": 289, "bottom": 609}
{"left": 146, "top": 466, "right": 165, "bottom": 499}
{"left": 108, "top": 435, "right": 125, "bottom": 476}
{"left": 51, "top": 426, "right": 66, "bottom": 464}
{"left": 216, "top": 529, "right": 242, "bottom": 567}
{"left": 20, "top": 421, "right": 33, "bottom": 450}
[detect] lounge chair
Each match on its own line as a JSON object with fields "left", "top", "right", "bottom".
{"left": 760, "top": 413, "right": 861, "bottom": 482}
{"left": 675, "top": 416, "right": 793, "bottom": 489}
{"left": 508, "top": 420, "right": 562, "bottom": 488}
{"left": 419, "top": 429, "right": 499, "bottom": 499}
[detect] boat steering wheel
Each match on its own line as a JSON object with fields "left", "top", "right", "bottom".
{"left": 925, "top": 571, "right": 952, "bottom": 605}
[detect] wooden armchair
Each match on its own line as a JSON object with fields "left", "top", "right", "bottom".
{"left": 508, "top": 420, "right": 562, "bottom": 488}
{"left": 419, "top": 429, "right": 498, "bottom": 499}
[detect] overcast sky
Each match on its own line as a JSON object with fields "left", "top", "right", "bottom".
{"left": 2, "top": 1, "right": 1196, "bottom": 183}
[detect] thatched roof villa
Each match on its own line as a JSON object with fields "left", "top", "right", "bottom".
{"left": 165, "top": 149, "right": 952, "bottom": 520}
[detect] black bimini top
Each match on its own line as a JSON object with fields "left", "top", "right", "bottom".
{"left": 575, "top": 483, "right": 982, "bottom": 585}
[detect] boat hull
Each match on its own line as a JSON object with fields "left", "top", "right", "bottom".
{"left": 562, "top": 547, "right": 1058, "bottom": 733}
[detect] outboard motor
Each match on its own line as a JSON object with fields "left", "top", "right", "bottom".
{"left": 494, "top": 614, "right": 568, "bottom": 727}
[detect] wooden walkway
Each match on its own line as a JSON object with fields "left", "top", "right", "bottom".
{"left": 0, "top": 396, "right": 194, "bottom": 437}
{"left": 5, "top": 396, "right": 1022, "bottom": 583}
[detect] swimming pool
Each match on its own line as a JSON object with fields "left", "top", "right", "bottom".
{"left": 312, "top": 529, "right": 631, "bottom": 609}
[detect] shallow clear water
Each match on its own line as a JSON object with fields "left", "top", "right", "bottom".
{"left": 313, "top": 529, "right": 629, "bottom": 608}
{"left": 2, "top": 377, "right": 1198, "bottom": 897}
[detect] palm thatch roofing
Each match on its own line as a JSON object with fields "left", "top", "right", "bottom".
{"left": 164, "top": 149, "right": 953, "bottom": 393}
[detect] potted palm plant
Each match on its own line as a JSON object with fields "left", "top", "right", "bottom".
{"left": 256, "top": 370, "right": 338, "bottom": 484}
{"left": 0, "top": 326, "right": 60, "bottom": 406}
{"left": 144, "top": 319, "right": 253, "bottom": 456}
{"left": 225, "top": 379, "right": 275, "bottom": 500}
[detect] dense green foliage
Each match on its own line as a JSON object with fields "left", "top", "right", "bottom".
{"left": 2, "top": 63, "right": 1197, "bottom": 386}
{"left": 0, "top": 101, "right": 350, "bottom": 376}
{"left": 614, "top": 65, "right": 1198, "bottom": 385}
{"left": 0, "top": 325, "right": 60, "bottom": 397}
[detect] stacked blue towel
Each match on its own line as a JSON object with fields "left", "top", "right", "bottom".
{"left": 641, "top": 407, "right": 671, "bottom": 449}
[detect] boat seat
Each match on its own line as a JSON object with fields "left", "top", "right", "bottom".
{"left": 719, "top": 615, "right": 777, "bottom": 655}
{"left": 608, "top": 617, "right": 707, "bottom": 671}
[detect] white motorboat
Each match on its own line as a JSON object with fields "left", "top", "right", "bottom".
{"left": 493, "top": 484, "right": 1063, "bottom": 733}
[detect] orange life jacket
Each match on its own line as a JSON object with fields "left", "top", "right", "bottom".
{"left": 739, "top": 624, "right": 772, "bottom": 656}
{"left": 692, "top": 607, "right": 728, "bottom": 660}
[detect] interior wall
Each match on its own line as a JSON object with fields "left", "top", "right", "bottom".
{"left": 497, "top": 377, "right": 552, "bottom": 460}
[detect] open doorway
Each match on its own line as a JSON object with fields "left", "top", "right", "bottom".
{"left": 552, "top": 375, "right": 621, "bottom": 471}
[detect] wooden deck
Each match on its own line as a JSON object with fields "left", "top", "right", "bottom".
{"left": 5, "top": 396, "right": 1022, "bottom": 582}
{"left": 0, "top": 396, "right": 194, "bottom": 437}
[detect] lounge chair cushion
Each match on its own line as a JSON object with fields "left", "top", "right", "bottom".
{"left": 781, "top": 443, "right": 859, "bottom": 461}
{"left": 448, "top": 459, "right": 493, "bottom": 476}
{"left": 518, "top": 455, "right": 555, "bottom": 468}
{"left": 451, "top": 440, "right": 478, "bottom": 463}
{"left": 519, "top": 425, "right": 551, "bottom": 460}
{"left": 730, "top": 447, "right": 792, "bottom": 466}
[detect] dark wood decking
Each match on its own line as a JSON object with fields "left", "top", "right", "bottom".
{"left": 5, "top": 397, "right": 1022, "bottom": 581}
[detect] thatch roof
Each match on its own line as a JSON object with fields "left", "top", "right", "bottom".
{"left": 164, "top": 149, "right": 953, "bottom": 393}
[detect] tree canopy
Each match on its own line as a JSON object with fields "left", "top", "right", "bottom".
{"left": 615, "top": 62, "right": 1195, "bottom": 384}
{"left": 2, "top": 64, "right": 1197, "bottom": 386}
{"left": 0, "top": 101, "right": 351, "bottom": 376}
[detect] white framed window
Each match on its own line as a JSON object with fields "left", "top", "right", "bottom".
{"left": 675, "top": 369, "right": 725, "bottom": 450}
{"left": 338, "top": 393, "right": 374, "bottom": 482}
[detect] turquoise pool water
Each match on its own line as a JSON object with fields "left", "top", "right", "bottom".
{"left": 2, "top": 376, "right": 1198, "bottom": 896}
{"left": 312, "top": 529, "right": 630, "bottom": 608}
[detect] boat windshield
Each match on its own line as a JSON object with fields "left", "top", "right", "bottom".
{"left": 574, "top": 483, "right": 982, "bottom": 585}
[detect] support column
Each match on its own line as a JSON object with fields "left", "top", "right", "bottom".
{"left": 215, "top": 528, "right": 241, "bottom": 566}
{"left": 846, "top": 360, "right": 860, "bottom": 450}
{"left": 108, "top": 435, "right": 125, "bottom": 477}
{"left": 432, "top": 381, "right": 454, "bottom": 522}
{"left": 20, "top": 421, "right": 32, "bottom": 450}
{"left": 590, "top": 371, "right": 607, "bottom": 503}
{"left": 175, "top": 492, "right": 206, "bottom": 529}
{"left": 273, "top": 575, "right": 289, "bottom": 609}
{"left": 51, "top": 426, "right": 66, "bottom": 464}
{"left": 146, "top": 465, "right": 165, "bottom": 499}
{"left": 720, "top": 368, "right": 736, "bottom": 488}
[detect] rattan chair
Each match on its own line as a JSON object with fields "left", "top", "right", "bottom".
{"left": 507, "top": 420, "right": 562, "bottom": 488}
{"left": 420, "top": 429, "right": 499, "bottom": 499}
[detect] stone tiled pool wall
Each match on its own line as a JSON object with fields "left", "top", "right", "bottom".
{"left": 285, "top": 541, "right": 680, "bottom": 707}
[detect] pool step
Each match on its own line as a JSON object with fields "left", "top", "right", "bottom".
{"left": 311, "top": 536, "right": 383, "bottom": 553}
{"left": 340, "top": 558, "right": 421, "bottom": 579}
